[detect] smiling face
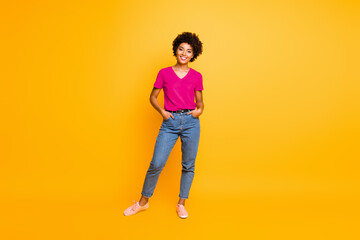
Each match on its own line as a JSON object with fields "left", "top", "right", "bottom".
{"left": 175, "top": 42, "right": 194, "bottom": 65}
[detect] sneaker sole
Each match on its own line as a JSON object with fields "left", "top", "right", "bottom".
{"left": 176, "top": 210, "right": 188, "bottom": 219}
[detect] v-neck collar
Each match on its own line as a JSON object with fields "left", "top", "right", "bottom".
{"left": 171, "top": 66, "right": 192, "bottom": 80}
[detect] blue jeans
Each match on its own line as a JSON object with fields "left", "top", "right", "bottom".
{"left": 141, "top": 112, "right": 200, "bottom": 199}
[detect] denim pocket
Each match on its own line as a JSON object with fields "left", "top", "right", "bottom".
{"left": 164, "top": 116, "right": 171, "bottom": 121}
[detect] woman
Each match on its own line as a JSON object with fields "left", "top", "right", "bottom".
{"left": 124, "top": 32, "right": 204, "bottom": 219}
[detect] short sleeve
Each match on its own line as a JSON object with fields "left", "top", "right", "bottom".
{"left": 153, "top": 69, "right": 163, "bottom": 89}
{"left": 194, "top": 73, "right": 204, "bottom": 91}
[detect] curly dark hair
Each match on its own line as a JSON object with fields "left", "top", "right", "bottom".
{"left": 172, "top": 32, "right": 203, "bottom": 62}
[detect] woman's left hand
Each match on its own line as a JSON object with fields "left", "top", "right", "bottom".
{"left": 187, "top": 109, "right": 202, "bottom": 118}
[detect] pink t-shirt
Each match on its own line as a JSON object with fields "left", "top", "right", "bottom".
{"left": 154, "top": 66, "right": 204, "bottom": 111}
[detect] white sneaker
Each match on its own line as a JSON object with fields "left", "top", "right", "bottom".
{"left": 176, "top": 204, "right": 188, "bottom": 219}
{"left": 124, "top": 200, "right": 149, "bottom": 216}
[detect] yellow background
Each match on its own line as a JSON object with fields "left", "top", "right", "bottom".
{"left": 1, "top": 0, "right": 359, "bottom": 239}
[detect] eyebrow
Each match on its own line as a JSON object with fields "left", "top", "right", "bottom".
{"left": 179, "top": 47, "right": 192, "bottom": 51}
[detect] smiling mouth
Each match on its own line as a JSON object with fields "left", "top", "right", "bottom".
{"left": 180, "top": 57, "right": 187, "bottom": 60}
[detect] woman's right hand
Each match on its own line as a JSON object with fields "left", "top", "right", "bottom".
{"left": 161, "top": 109, "right": 174, "bottom": 120}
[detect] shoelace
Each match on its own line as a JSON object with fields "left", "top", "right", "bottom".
{"left": 177, "top": 204, "right": 186, "bottom": 216}
{"left": 131, "top": 200, "right": 139, "bottom": 211}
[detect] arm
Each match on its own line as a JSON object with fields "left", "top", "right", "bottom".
{"left": 149, "top": 87, "right": 174, "bottom": 120}
{"left": 188, "top": 90, "right": 204, "bottom": 118}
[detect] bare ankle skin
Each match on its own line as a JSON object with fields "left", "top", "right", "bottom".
{"left": 139, "top": 196, "right": 149, "bottom": 206}
{"left": 178, "top": 198, "right": 186, "bottom": 206}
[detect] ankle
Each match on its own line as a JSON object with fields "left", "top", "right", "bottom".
{"left": 139, "top": 196, "right": 149, "bottom": 206}
{"left": 178, "top": 198, "right": 186, "bottom": 206}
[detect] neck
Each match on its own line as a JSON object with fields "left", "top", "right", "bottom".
{"left": 173, "top": 63, "right": 190, "bottom": 71}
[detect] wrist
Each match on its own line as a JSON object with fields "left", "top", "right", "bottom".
{"left": 160, "top": 109, "right": 167, "bottom": 116}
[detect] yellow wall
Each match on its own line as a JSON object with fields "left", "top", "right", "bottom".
{"left": 1, "top": 0, "right": 359, "bottom": 239}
